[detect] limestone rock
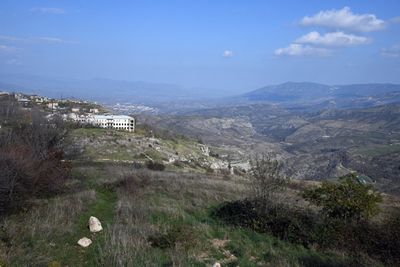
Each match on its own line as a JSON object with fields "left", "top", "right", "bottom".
{"left": 89, "top": 216, "right": 103, "bottom": 232}
{"left": 77, "top": 237, "right": 92, "bottom": 247}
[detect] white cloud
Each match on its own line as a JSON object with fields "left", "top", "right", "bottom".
{"left": 390, "top": 16, "right": 400, "bottom": 24}
{"left": 0, "top": 35, "right": 76, "bottom": 44}
{"left": 301, "top": 7, "right": 386, "bottom": 32}
{"left": 0, "top": 44, "right": 17, "bottom": 53}
{"left": 222, "top": 50, "right": 233, "bottom": 57}
{"left": 5, "top": 58, "right": 22, "bottom": 65}
{"left": 30, "top": 7, "right": 65, "bottom": 14}
{"left": 381, "top": 45, "right": 400, "bottom": 58}
{"left": 296, "top": 31, "right": 370, "bottom": 47}
{"left": 0, "top": 35, "right": 22, "bottom": 42}
{"left": 274, "top": 44, "right": 331, "bottom": 57}
{"left": 33, "top": 37, "right": 72, "bottom": 44}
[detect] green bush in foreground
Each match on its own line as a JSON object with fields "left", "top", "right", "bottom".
{"left": 213, "top": 173, "right": 400, "bottom": 265}
{"left": 302, "top": 173, "right": 382, "bottom": 222}
{"left": 213, "top": 198, "right": 400, "bottom": 265}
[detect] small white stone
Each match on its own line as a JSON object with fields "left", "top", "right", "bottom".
{"left": 89, "top": 216, "right": 103, "bottom": 232}
{"left": 77, "top": 237, "right": 92, "bottom": 247}
{"left": 212, "top": 263, "right": 221, "bottom": 267}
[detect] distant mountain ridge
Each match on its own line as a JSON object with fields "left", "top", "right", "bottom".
{"left": 2, "top": 73, "right": 400, "bottom": 110}
{"left": 244, "top": 82, "right": 332, "bottom": 101}
{"left": 242, "top": 82, "right": 400, "bottom": 108}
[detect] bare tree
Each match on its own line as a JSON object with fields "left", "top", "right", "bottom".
{"left": 0, "top": 95, "right": 23, "bottom": 125}
{"left": 249, "top": 154, "right": 288, "bottom": 208}
{"left": 0, "top": 107, "right": 70, "bottom": 215}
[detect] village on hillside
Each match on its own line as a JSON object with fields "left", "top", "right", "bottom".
{"left": 0, "top": 91, "right": 136, "bottom": 132}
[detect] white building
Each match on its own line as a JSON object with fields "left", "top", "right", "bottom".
{"left": 47, "top": 102, "right": 59, "bottom": 109}
{"left": 29, "top": 95, "right": 47, "bottom": 103}
{"left": 0, "top": 91, "right": 10, "bottom": 96}
{"left": 90, "top": 115, "right": 135, "bottom": 132}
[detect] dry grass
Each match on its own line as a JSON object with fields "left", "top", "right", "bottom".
{"left": 94, "top": 168, "right": 247, "bottom": 266}
{"left": 0, "top": 189, "right": 96, "bottom": 266}
{"left": 3, "top": 163, "right": 392, "bottom": 266}
{"left": 95, "top": 184, "right": 155, "bottom": 266}
{"left": 94, "top": 167, "right": 400, "bottom": 266}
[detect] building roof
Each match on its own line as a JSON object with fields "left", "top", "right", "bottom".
{"left": 93, "top": 115, "right": 134, "bottom": 120}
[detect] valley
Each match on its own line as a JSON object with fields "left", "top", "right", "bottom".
{"left": 143, "top": 101, "right": 400, "bottom": 193}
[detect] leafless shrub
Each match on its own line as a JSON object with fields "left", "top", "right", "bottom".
{"left": 249, "top": 154, "right": 288, "bottom": 207}
{"left": 0, "top": 96, "right": 23, "bottom": 125}
{"left": 0, "top": 110, "right": 70, "bottom": 215}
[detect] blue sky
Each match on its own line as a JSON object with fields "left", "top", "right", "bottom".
{"left": 0, "top": 0, "right": 400, "bottom": 93}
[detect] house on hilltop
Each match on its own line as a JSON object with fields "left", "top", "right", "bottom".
{"left": 89, "top": 115, "right": 135, "bottom": 132}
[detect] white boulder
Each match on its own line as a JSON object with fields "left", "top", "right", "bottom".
{"left": 212, "top": 263, "right": 221, "bottom": 267}
{"left": 77, "top": 237, "right": 92, "bottom": 247}
{"left": 89, "top": 216, "right": 103, "bottom": 232}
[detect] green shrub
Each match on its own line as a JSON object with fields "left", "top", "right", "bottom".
{"left": 360, "top": 209, "right": 400, "bottom": 265}
{"left": 213, "top": 173, "right": 400, "bottom": 265}
{"left": 146, "top": 161, "right": 166, "bottom": 171}
{"left": 302, "top": 173, "right": 382, "bottom": 222}
{"left": 148, "top": 224, "right": 197, "bottom": 250}
{"left": 213, "top": 199, "right": 318, "bottom": 246}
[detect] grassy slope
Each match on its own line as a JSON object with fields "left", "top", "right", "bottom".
{"left": 0, "top": 128, "right": 350, "bottom": 266}
{"left": 355, "top": 144, "right": 400, "bottom": 157}
{"left": 0, "top": 166, "right": 118, "bottom": 267}
{"left": 68, "top": 128, "right": 229, "bottom": 173}
{"left": 0, "top": 162, "right": 349, "bottom": 267}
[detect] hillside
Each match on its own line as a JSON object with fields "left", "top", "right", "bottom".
{"left": 149, "top": 103, "right": 400, "bottom": 193}
{"left": 67, "top": 127, "right": 240, "bottom": 173}
{"left": 0, "top": 105, "right": 351, "bottom": 266}
{"left": 240, "top": 82, "right": 400, "bottom": 109}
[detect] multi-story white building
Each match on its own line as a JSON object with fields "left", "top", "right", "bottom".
{"left": 90, "top": 115, "right": 135, "bottom": 132}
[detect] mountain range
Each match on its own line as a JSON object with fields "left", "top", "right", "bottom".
{"left": 240, "top": 82, "right": 400, "bottom": 109}
{"left": 1, "top": 73, "right": 400, "bottom": 110}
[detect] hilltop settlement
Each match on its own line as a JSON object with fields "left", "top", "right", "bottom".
{"left": 1, "top": 91, "right": 135, "bottom": 132}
